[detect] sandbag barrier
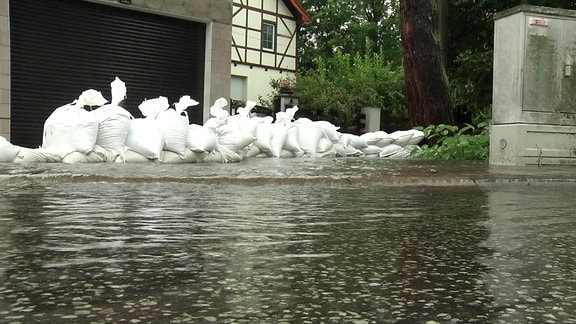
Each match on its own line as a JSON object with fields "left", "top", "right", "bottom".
{"left": 0, "top": 79, "right": 424, "bottom": 164}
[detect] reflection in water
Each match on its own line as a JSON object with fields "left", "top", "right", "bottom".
{"left": 0, "top": 181, "right": 575, "bottom": 322}
{"left": 483, "top": 187, "right": 576, "bottom": 323}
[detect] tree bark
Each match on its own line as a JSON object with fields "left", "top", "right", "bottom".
{"left": 400, "top": 0, "right": 453, "bottom": 127}
{"left": 438, "top": 0, "right": 448, "bottom": 66}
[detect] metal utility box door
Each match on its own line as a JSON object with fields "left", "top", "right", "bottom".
{"left": 493, "top": 5, "right": 576, "bottom": 125}
{"left": 491, "top": 5, "right": 576, "bottom": 166}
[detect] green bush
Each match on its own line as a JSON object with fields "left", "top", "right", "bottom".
{"left": 293, "top": 41, "right": 406, "bottom": 133}
{"left": 411, "top": 122, "right": 489, "bottom": 160}
{"left": 449, "top": 49, "right": 493, "bottom": 124}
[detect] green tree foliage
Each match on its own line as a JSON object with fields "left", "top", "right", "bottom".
{"left": 295, "top": 43, "right": 405, "bottom": 133}
{"left": 296, "top": 0, "right": 576, "bottom": 130}
{"left": 298, "top": 0, "right": 402, "bottom": 70}
{"left": 295, "top": 0, "right": 404, "bottom": 132}
{"left": 293, "top": 0, "right": 576, "bottom": 159}
{"left": 444, "top": 1, "right": 501, "bottom": 124}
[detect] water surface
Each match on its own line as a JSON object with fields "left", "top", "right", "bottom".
{"left": 0, "top": 161, "right": 575, "bottom": 323}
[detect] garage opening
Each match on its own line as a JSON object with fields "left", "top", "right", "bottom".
{"left": 10, "top": 0, "right": 206, "bottom": 147}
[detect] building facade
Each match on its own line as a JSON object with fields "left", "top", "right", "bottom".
{"left": 231, "top": 0, "right": 310, "bottom": 104}
{"left": 1, "top": 0, "right": 232, "bottom": 147}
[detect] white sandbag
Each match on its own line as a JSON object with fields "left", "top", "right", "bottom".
{"left": 110, "top": 77, "right": 127, "bottom": 106}
{"left": 204, "top": 147, "right": 243, "bottom": 163}
{"left": 406, "top": 129, "right": 425, "bottom": 145}
{"left": 294, "top": 117, "right": 313, "bottom": 125}
{"left": 341, "top": 133, "right": 368, "bottom": 150}
{"left": 125, "top": 117, "right": 164, "bottom": 160}
{"left": 0, "top": 136, "right": 20, "bottom": 162}
{"left": 156, "top": 109, "right": 189, "bottom": 157}
{"left": 275, "top": 105, "right": 298, "bottom": 127}
{"left": 252, "top": 115, "right": 274, "bottom": 125}
{"left": 42, "top": 104, "right": 99, "bottom": 155}
{"left": 361, "top": 145, "right": 384, "bottom": 155}
{"left": 227, "top": 114, "right": 258, "bottom": 137}
{"left": 203, "top": 117, "right": 227, "bottom": 130}
{"left": 13, "top": 147, "right": 62, "bottom": 163}
{"left": 235, "top": 100, "right": 257, "bottom": 118}
{"left": 376, "top": 135, "right": 395, "bottom": 147}
{"left": 174, "top": 95, "right": 199, "bottom": 113}
{"left": 338, "top": 134, "right": 352, "bottom": 147}
{"left": 315, "top": 120, "right": 341, "bottom": 143}
{"left": 209, "top": 98, "right": 230, "bottom": 119}
{"left": 283, "top": 125, "right": 302, "bottom": 154}
{"left": 389, "top": 130, "right": 414, "bottom": 146}
{"left": 238, "top": 146, "right": 251, "bottom": 160}
{"left": 95, "top": 145, "right": 118, "bottom": 161}
{"left": 138, "top": 96, "right": 169, "bottom": 119}
{"left": 187, "top": 124, "right": 217, "bottom": 152}
{"left": 317, "top": 136, "right": 334, "bottom": 153}
{"left": 360, "top": 131, "right": 389, "bottom": 146}
{"left": 62, "top": 145, "right": 117, "bottom": 164}
{"left": 269, "top": 124, "right": 288, "bottom": 157}
{"left": 77, "top": 89, "right": 108, "bottom": 107}
{"left": 253, "top": 152, "right": 271, "bottom": 158}
{"left": 216, "top": 123, "right": 257, "bottom": 153}
{"left": 275, "top": 111, "right": 290, "bottom": 127}
{"left": 279, "top": 149, "right": 297, "bottom": 158}
{"left": 91, "top": 104, "right": 132, "bottom": 159}
{"left": 160, "top": 149, "right": 208, "bottom": 163}
{"left": 317, "top": 149, "right": 336, "bottom": 158}
{"left": 386, "top": 148, "right": 410, "bottom": 159}
{"left": 253, "top": 122, "right": 273, "bottom": 155}
{"left": 285, "top": 106, "right": 299, "bottom": 121}
{"left": 333, "top": 143, "right": 364, "bottom": 157}
{"left": 296, "top": 122, "right": 323, "bottom": 157}
{"left": 124, "top": 149, "right": 152, "bottom": 163}
{"left": 378, "top": 144, "right": 404, "bottom": 157}
{"left": 245, "top": 144, "right": 262, "bottom": 158}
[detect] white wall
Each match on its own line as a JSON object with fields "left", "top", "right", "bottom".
{"left": 231, "top": 0, "right": 298, "bottom": 104}
{"left": 231, "top": 65, "right": 295, "bottom": 103}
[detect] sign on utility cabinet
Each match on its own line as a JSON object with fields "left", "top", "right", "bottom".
{"left": 491, "top": 5, "right": 576, "bottom": 166}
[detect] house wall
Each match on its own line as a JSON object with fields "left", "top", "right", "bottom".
{"left": 0, "top": 0, "right": 9, "bottom": 140}
{"left": 0, "top": 0, "right": 232, "bottom": 140}
{"left": 231, "top": 0, "right": 298, "bottom": 102}
{"left": 231, "top": 65, "right": 294, "bottom": 104}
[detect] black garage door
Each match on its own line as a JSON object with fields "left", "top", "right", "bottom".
{"left": 10, "top": 0, "right": 206, "bottom": 148}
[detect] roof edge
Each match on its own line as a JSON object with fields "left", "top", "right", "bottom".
{"left": 284, "top": 0, "right": 312, "bottom": 23}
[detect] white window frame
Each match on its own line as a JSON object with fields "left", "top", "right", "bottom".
{"left": 261, "top": 20, "right": 276, "bottom": 52}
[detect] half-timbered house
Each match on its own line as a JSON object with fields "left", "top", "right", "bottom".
{"left": 231, "top": 0, "right": 311, "bottom": 104}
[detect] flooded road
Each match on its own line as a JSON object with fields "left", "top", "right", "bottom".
{"left": 0, "top": 159, "right": 575, "bottom": 323}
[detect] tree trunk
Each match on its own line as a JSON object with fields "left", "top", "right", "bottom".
{"left": 438, "top": 0, "right": 448, "bottom": 66}
{"left": 400, "top": 0, "right": 453, "bottom": 127}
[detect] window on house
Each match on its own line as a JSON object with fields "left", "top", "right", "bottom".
{"left": 230, "top": 75, "right": 247, "bottom": 101}
{"left": 261, "top": 21, "right": 276, "bottom": 51}
{"left": 230, "top": 75, "right": 247, "bottom": 115}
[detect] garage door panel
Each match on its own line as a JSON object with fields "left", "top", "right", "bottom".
{"left": 10, "top": 0, "right": 206, "bottom": 147}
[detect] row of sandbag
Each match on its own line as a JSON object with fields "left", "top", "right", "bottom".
{"left": 0, "top": 76, "right": 425, "bottom": 163}
{"left": 0, "top": 77, "right": 209, "bottom": 163}
{"left": 182, "top": 99, "right": 425, "bottom": 162}
{"left": 0, "top": 97, "right": 425, "bottom": 163}
{"left": 0, "top": 95, "right": 220, "bottom": 164}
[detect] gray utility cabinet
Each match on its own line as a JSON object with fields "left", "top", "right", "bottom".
{"left": 491, "top": 5, "right": 576, "bottom": 166}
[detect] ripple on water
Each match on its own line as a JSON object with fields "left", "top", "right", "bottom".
{"left": 0, "top": 181, "right": 575, "bottom": 322}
